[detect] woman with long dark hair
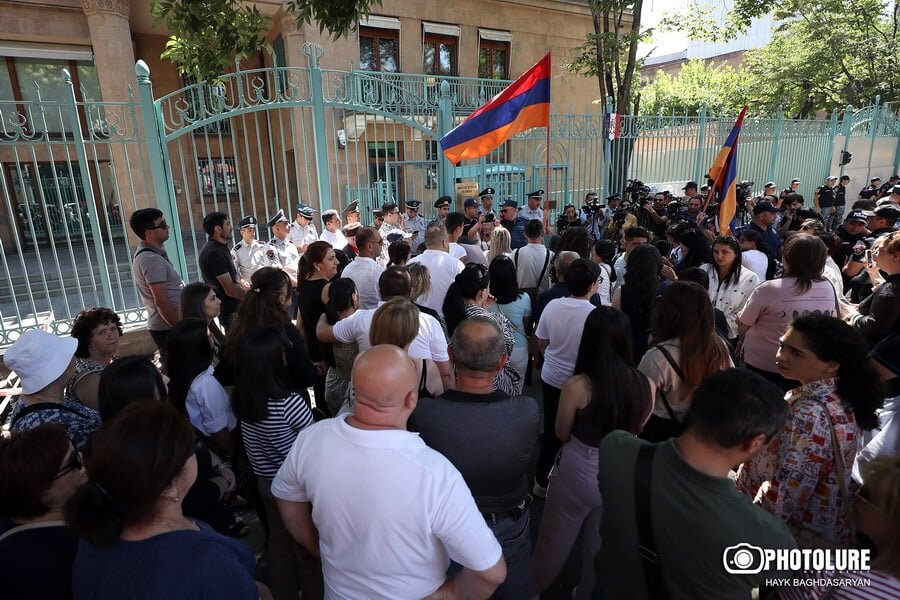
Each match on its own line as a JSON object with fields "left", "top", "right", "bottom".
{"left": 180, "top": 282, "right": 224, "bottom": 360}
{"left": 530, "top": 307, "right": 653, "bottom": 599}
{"left": 612, "top": 243, "right": 670, "bottom": 359}
{"left": 702, "top": 236, "right": 759, "bottom": 343}
{"left": 738, "top": 235, "right": 839, "bottom": 390}
{"left": 220, "top": 267, "right": 316, "bottom": 397}
{"left": 97, "top": 355, "right": 166, "bottom": 421}
{"left": 297, "top": 241, "right": 340, "bottom": 407}
{"left": 638, "top": 281, "right": 733, "bottom": 441}
{"left": 488, "top": 255, "right": 532, "bottom": 381}
{"left": 167, "top": 318, "right": 236, "bottom": 460}
{"left": 443, "top": 263, "right": 521, "bottom": 395}
{"left": 66, "top": 403, "right": 267, "bottom": 599}
{"left": 738, "top": 314, "right": 883, "bottom": 547}
{"left": 232, "top": 326, "right": 320, "bottom": 600}
{"left": 674, "top": 227, "right": 712, "bottom": 275}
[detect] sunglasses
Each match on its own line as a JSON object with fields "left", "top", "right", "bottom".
{"left": 147, "top": 220, "right": 169, "bottom": 231}
{"left": 53, "top": 446, "right": 83, "bottom": 479}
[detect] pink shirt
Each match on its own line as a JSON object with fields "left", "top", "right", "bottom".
{"left": 737, "top": 278, "right": 838, "bottom": 372}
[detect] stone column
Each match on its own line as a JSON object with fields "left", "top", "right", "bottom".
{"left": 81, "top": 0, "right": 155, "bottom": 215}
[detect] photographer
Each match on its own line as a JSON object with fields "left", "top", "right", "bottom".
{"left": 556, "top": 203, "right": 581, "bottom": 234}
{"left": 579, "top": 192, "right": 607, "bottom": 239}
{"left": 777, "top": 193, "right": 805, "bottom": 238}
{"left": 641, "top": 192, "right": 671, "bottom": 238}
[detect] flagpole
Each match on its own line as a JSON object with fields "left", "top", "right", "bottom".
{"left": 543, "top": 55, "right": 552, "bottom": 235}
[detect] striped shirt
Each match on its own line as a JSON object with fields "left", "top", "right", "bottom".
{"left": 241, "top": 393, "right": 314, "bottom": 478}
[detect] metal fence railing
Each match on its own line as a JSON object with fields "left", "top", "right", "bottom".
{"left": 2, "top": 44, "right": 899, "bottom": 347}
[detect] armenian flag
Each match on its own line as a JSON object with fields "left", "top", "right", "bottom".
{"left": 708, "top": 106, "right": 748, "bottom": 234}
{"left": 440, "top": 54, "right": 551, "bottom": 164}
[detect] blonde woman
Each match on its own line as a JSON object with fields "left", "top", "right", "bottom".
{"left": 487, "top": 226, "right": 512, "bottom": 263}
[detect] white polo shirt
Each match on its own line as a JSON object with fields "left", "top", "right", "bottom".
{"left": 535, "top": 296, "right": 595, "bottom": 389}
{"left": 331, "top": 303, "right": 449, "bottom": 362}
{"left": 448, "top": 242, "right": 467, "bottom": 260}
{"left": 319, "top": 228, "right": 348, "bottom": 250}
{"left": 407, "top": 249, "right": 464, "bottom": 316}
{"left": 340, "top": 257, "right": 384, "bottom": 310}
{"left": 272, "top": 415, "right": 502, "bottom": 600}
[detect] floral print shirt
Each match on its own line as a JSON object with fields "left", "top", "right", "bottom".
{"left": 8, "top": 397, "right": 101, "bottom": 450}
{"left": 736, "top": 379, "right": 859, "bottom": 545}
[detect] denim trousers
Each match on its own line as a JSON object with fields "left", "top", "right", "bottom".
{"left": 448, "top": 511, "right": 531, "bottom": 600}
{"left": 531, "top": 436, "right": 602, "bottom": 600}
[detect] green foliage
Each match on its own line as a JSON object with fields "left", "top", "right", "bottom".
{"left": 151, "top": 0, "right": 270, "bottom": 83}
{"left": 640, "top": 59, "right": 752, "bottom": 116}
{"left": 659, "top": 0, "right": 900, "bottom": 114}
{"left": 286, "top": 0, "right": 382, "bottom": 40}
{"left": 151, "top": 0, "right": 382, "bottom": 83}
{"left": 566, "top": 0, "right": 650, "bottom": 114}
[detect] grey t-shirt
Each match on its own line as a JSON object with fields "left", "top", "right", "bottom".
{"left": 132, "top": 242, "right": 183, "bottom": 331}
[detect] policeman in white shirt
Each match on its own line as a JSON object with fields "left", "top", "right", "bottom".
{"left": 289, "top": 203, "right": 318, "bottom": 253}
{"left": 479, "top": 187, "right": 497, "bottom": 218}
{"left": 519, "top": 189, "right": 545, "bottom": 222}
{"left": 342, "top": 199, "right": 361, "bottom": 225}
{"left": 231, "top": 216, "right": 269, "bottom": 288}
{"left": 267, "top": 209, "right": 300, "bottom": 290}
{"left": 401, "top": 200, "right": 427, "bottom": 252}
{"left": 319, "top": 209, "right": 348, "bottom": 249}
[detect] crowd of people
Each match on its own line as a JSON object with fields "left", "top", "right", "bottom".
{"left": 0, "top": 178, "right": 899, "bottom": 599}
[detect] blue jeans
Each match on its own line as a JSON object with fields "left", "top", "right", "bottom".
{"left": 447, "top": 511, "right": 531, "bottom": 600}
{"left": 828, "top": 204, "right": 844, "bottom": 231}
{"left": 820, "top": 206, "right": 835, "bottom": 230}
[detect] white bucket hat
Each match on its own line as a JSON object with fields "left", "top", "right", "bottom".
{"left": 4, "top": 329, "right": 77, "bottom": 395}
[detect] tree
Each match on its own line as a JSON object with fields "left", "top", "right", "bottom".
{"left": 566, "top": 0, "right": 650, "bottom": 114}
{"left": 150, "top": 0, "right": 382, "bottom": 83}
{"left": 661, "top": 0, "right": 900, "bottom": 115}
{"left": 640, "top": 59, "right": 752, "bottom": 116}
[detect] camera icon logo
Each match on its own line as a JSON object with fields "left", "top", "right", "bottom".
{"left": 723, "top": 543, "right": 766, "bottom": 575}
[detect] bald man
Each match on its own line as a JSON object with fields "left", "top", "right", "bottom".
{"left": 273, "top": 346, "right": 506, "bottom": 599}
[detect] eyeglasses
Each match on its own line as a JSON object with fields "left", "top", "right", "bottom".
{"left": 53, "top": 447, "right": 83, "bottom": 479}
{"left": 147, "top": 220, "right": 169, "bottom": 231}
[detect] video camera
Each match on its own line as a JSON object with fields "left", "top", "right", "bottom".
{"left": 736, "top": 180, "right": 754, "bottom": 208}
{"left": 582, "top": 194, "right": 604, "bottom": 216}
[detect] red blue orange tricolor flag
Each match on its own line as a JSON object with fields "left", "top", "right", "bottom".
{"left": 440, "top": 54, "right": 551, "bottom": 164}
{"left": 707, "top": 106, "right": 748, "bottom": 234}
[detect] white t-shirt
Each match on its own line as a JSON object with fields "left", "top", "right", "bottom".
{"left": 407, "top": 249, "right": 465, "bottom": 316}
{"left": 597, "top": 262, "right": 613, "bottom": 306}
{"left": 319, "top": 228, "right": 348, "bottom": 250}
{"left": 340, "top": 257, "right": 384, "bottom": 310}
{"left": 331, "top": 303, "right": 449, "bottom": 362}
{"left": 513, "top": 243, "right": 554, "bottom": 293}
{"left": 448, "top": 242, "right": 467, "bottom": 260}
{"left": 535, "top": 297, "right": 595, "bottom": 389}
{"left": 741, "top": 249, "right": 769, "bottom": 282}
{"left": 271, "top": 415, "right": 503, "bottom": 600}
{"left": 186, "top": 365, "right": 237, "bottom": 437}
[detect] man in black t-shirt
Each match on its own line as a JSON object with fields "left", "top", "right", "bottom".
{"left": 411, "top": 317, "right": 540, "bottom": 600}
{"left": 198, "top": 211, "right": 244, "bottom": 330}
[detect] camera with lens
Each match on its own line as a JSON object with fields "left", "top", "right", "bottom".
{"left": 625, "top": 179, "right": 652, "bottom": 204}
{"left": 736, "top": 180, "right": 754, "bottom": 208}
{"left": 582, "top": 194, "right": 603, "bottom": 216}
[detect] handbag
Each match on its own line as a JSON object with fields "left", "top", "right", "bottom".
{"left": 788, "top": 401, "right": 855, "bottom": 550}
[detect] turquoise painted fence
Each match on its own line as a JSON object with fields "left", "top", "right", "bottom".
{"left": 1, "top": 43, "right": 899, "bottom": 346}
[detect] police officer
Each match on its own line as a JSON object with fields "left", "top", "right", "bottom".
{"left": 844, "top": 205, "right": 899, "bottom": 301}
{"left": 427, "top": 196, "right": 451, "bottom": 230}
{"left": 519, "top": 189, "right": 545, "bottom": 222}
{"left": 401, "top": 200, "right": 427, "bottom": 251}
{"left": 479, "top": 187, "right": 496, "bottom": 218}
{"left": 877, "top": 174, "right": 900, "bottom": 199}
{"left": 499, "top": 199, "right": 528, "bottom": 249}
{"left": 289, "top": 203, "right": 318, "bottom": 253}
{"left": 860, "top": 177, "right": 882, "bottom": 200}
{"left": 231, "top": 216, "right": 269, "bottom": 288}
{"left": 762, "top": 182, "right": 779, "bottom": 204}
{"left": 266, "top": 209, "right": 300, "bottom": 291}
{"left": 342, "top": 199, "right": 361, "bottom": 225}
{"left": 834, "top": 210, "right": 871, "bottom": 269}
{"left": 461, "top": 197, "right": 484, "bottom": 242}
